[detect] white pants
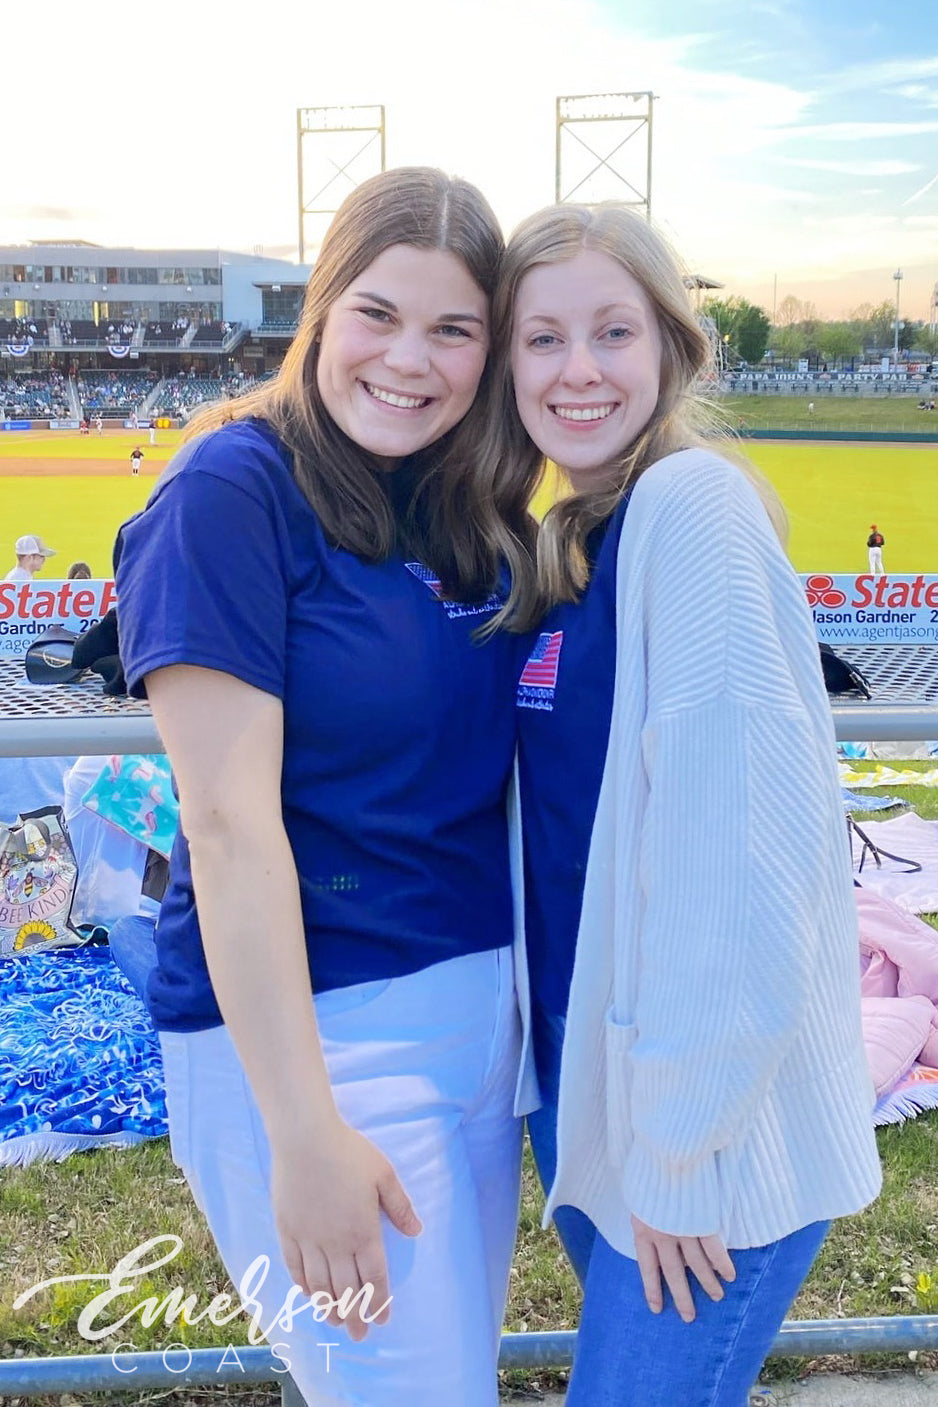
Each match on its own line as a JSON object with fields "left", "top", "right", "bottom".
{"left": 159, "top": 946, "right": 522, "bottom": 1406}
{"left": 868, "top": 547, "right": 884, "bottom": 574}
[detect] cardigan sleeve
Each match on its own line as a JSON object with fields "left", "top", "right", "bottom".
{"left": 615, "top": 453, "right": 851, "bottom": 1236}
{"left": 622, "top": 697, "right": 838, "bottom": 1235}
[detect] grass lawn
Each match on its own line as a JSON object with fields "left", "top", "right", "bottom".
{"left": 719, "top": 393, "right": 938, "bottom": 437}
{"left": 746, "top": 442, "right": 938, "bottom": 574}
{"left": 0, "top": 430, "right": 179, "bottom": 578}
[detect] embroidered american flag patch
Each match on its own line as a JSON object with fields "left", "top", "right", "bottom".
{"left": 517, "top": 631, "right": 563, "bottom": 710}
{"left": 405, "top": 561, "right": 445, "bottom": 598}
{"left": 405, "top": 561, "right": 505, "bottom": 619}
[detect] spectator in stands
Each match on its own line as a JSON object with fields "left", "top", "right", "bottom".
{"left": 867, "top": 523, "right": 885, "bottom": 575}
{"left": 5, "top": 534, "right": 57, "bottom": 583}
{"left": 67, "top": 561, "right": 93, "bottom": 580}
{"left": 114, "top": 166, "right": 536, "bottom": 1405}
{"left": 496, "top": 201, "right": 881, "bottom": 1407}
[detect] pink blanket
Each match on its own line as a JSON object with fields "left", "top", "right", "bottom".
{"left": 858, "top": 887, "right": 938, "bottom": 1123}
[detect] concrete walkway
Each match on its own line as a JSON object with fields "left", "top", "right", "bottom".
{"left": 757, "top": 1376, "right": 938, "bottom": 1405}
{"left": 515, "top": 1373, "right": 938, "bottom": 1404}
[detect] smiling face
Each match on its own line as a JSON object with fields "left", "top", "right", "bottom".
{"left": 315, "top": 243, "right": 489, "bottom": 465}
{"left": 511, "top": 247, "right": 662, "bottom": 493}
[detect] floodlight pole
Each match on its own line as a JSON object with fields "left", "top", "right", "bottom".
{"left": 296, "top": 105, "right": 386, "bottom": 263}
{"left": 893, "top": 268, "right": 903, "bottom": 367}
{"left": 555, "top": 92, "right": 654, "bottom": 218}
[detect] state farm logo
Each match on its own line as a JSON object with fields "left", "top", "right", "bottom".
{"left": 804, "top": 574, "right": 847, "bottom": 608}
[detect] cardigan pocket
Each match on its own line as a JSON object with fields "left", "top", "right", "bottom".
{"left": 605, "top": 1012, "right": 638, "bottom": 1169}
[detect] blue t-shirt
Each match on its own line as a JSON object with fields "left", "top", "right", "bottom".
{"left": 115, "top": 419, "right": 518, "bottom": 1032}
{"left": 517, "top": 493, "right": 632, "bottom": 1020}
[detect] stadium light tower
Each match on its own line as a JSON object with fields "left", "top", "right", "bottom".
{"left": 555, "top": 92, "right": 654, "bottom": 217}
{"left": 893, "top": 268, "right": 903, "bottom": 367}
{"left": 296, "top": 105, "right": 386, "bottom": 263}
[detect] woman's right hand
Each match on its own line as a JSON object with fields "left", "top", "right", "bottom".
{"left": 631, "top": 1214, "right": 735, "bottom": 1324}
{"left": 271, "top": 1116, "right": 422, "bottom": 1342}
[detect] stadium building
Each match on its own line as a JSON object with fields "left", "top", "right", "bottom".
{"left": 0, "top": 241, "right": 311, "bottom": 424}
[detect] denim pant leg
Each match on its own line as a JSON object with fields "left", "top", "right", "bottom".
{"left": 108, "top": 913, "right": 158, "bottom": 1004}
{"left": 525, "top": 1005, "right": 597, "bottom": 1287}
{"left": 567, "top": 1219, "right": 829, "bottom": 1407}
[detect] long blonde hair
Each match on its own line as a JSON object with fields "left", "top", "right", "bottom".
{"left": 187, "top": 167, "right": 535, "bottom": 607}
{"left": 485, "top": 203, "right": 785, "bottom": 624}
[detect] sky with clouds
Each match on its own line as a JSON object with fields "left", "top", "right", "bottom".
{"left": 5, "top": 0, "right": 936, "bottom": 321}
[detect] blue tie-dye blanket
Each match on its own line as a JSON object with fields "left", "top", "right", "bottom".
{"left": 0, "top": 946, "right": 167, "bottom": 1165}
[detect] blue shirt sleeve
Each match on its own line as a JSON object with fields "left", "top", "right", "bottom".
{"left": 115, "top": 427, "right": 296, "bottom": 700}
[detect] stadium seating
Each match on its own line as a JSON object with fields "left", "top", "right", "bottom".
{"left": 190, "top": 322, "right": 237, "bottom": 346}
{"left": 0, "top": 318, "right": 48, "bottom": 348}
{"left": 152, "top": 374, "right": 246, "bottom": 416}
{"left": 0, "top": 371, "right": 70, "bottom": 418}
{"left": 77, "top": 370, "right": 159, "bottom": 413}
{"left": 144, "top": 323, "right": 182, "bottom": 346}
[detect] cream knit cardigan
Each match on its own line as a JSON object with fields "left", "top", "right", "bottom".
{"left": 512, "top": 447, "right": 882, "bottom": 1259}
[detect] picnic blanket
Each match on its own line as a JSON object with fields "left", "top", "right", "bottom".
{"left": 841, "top": 789, "right": 907, "bottom": 813}
{"left": 0, "top": 946, "right": 167, "bottom": 1165}
{"left": 875, "top": 1064, "right": 938, "bottom": 1126}
{"left": 851, "top": 813, "right": 938, "bottom": 913}
{"left": 839, "top": 763, "right": 938, "bottom": 790}
{"left": 857, "top": 886, "right": 938, "bottom": 1125}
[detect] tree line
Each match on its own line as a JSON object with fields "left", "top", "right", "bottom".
{"left": 700, "top": 294, "right": 938, "bottom": 366}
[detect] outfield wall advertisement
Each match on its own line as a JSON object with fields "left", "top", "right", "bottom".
{"left": 0, "top": 580, "right": 116, "bottom": 660}
{"left": 803, "top": 574, "right": 938, "bottom": 645}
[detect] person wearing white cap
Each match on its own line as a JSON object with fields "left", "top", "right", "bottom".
{"left": 5, "top": 535, "right": 57, "bottom": 583}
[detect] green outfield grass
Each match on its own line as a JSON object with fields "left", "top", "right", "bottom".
{"left": 0, "top": 476, "right": 152, "bottom": 578}
{"left": 720, "top": 393, "right": 938, "bottom": 436}
{"left": 0, "top": 431, "right": 181, "bottom": 465}
{"left": 529, "top": 441, "right": 936, "bottom": 574}
{"left": 1, "top": 430, "right": 935, "bottom": 577}
{"left": 749, "top": 442, "right": 938, "bottom": 573}
{"left": 0, "top": 431, "right": 181, "bottom": 577}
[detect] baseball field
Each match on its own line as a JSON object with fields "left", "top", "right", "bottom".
{"left": 0, "top": 426, "right": 935, "bottom": 575}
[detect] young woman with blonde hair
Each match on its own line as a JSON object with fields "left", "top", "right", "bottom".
{"left": 497, "top": 203, "right": 882, "bottom": 1405}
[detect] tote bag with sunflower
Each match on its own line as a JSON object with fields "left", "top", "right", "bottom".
{"left": 0, "top": 807, "right": 82, "bottom": 956}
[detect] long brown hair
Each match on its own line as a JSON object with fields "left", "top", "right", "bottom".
{"left": 188, "top": 167, "right": 535, "bottom": 608}
{"left": 484, "top": 202, "right": 785, "bottom": 624}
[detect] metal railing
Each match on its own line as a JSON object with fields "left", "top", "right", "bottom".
{"left": 3, "top": 1316, "right": 938, "bottom": 1400}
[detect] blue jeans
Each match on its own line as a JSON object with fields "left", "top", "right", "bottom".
{"left": 108, "top": 913, "right": 158, "bottom": 1004}
{"left": 568, "top": 1220, "right": 828, "bottom": 1407}
{"left": 526, "top": 1005, "right": 596, "bottom": 1285}
{"left": 530, "top": 1005, "right": 828, "bottom": 1403}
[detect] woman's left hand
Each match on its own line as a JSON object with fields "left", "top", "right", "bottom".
{"left": 631, "top": 1214, "right": 736, "bottom": 1323}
